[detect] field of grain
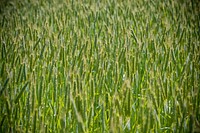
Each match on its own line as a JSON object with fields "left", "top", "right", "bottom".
{"left": 0, "top": 0, "right": 199, "bottom": 132}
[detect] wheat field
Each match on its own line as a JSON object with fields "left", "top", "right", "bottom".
{"left": 0, "top": 0, "right": 200, "bottom": 132}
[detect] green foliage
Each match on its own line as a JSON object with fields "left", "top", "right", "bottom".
{"left": 0, "top": 0, "right": 199, "bottom": 132}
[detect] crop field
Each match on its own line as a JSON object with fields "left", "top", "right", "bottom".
{"left": 0, "top": 0, "right": 199, "bottom": 132}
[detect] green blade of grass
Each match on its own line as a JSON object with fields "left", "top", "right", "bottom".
{"left": 14, "top": 82, "right": 29, "bottom": 103}
{"left": 0, "top": 78, "right": 9, "bottom": 96}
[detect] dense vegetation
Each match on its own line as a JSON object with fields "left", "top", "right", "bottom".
{"left": 0, "top": 0, "right": 199, "bottom": 132}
